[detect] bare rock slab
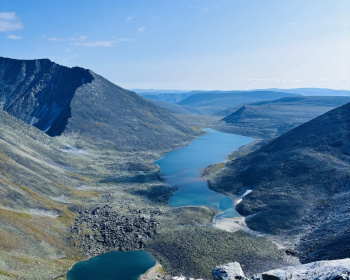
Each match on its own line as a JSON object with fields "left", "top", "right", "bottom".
{"left": 213, "top": 259, "right": 350, "bottom": 280}
{"left": 212, "top": 262, "right": 245, "bottom": 280}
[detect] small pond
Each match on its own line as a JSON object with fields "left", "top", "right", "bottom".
{"left": 66, "top": 251, "right": 156, "bottom": 280}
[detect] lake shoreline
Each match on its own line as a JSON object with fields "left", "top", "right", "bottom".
{"left": 66, "top": 129, "right": 296, "bottom": 280}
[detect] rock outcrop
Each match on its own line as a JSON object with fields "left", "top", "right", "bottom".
{"left": 212, "top": 259, "right": 350, "bottom": 280}
{"left": 212, "top": 262, "right": 245, "bottom": 279}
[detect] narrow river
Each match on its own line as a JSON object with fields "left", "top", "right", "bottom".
{"left": 67, "top": 128, "right": 253, "bottom": 280}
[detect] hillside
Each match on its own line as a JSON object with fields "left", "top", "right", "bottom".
{"left": 220, "top": 96, "right": 350, "bottom": 138}
{"left": 177, "top": 91, "right": 299, "bottom": 114}
{"left": 0, "top": 57, "right": 196, "bottom": 151}
{"left": 0, "top": 110, "right": 83, "bottom": 278}
{"left": 209, "top": 102, "right": 350, "bottom": 262}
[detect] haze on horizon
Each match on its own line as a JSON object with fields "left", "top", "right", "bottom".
{"left": 0, "top": 0, "right": 349, "bottom": 91}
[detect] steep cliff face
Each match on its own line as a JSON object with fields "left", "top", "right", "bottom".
{"left": 0, "top": 57, "right": 196, "bottom": 150}
{"left": 0, "top": 57, "right": 93, "bottom": 136}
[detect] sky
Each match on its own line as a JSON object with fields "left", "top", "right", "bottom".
{"left": 0, "top": 0, "right": 349, "bottom": 90}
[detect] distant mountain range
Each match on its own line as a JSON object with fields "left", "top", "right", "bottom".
{"left": 267, "top": 88, "right": 350, "bottom": 96}
{"left": 177, "top": 91, "right": 299, "bottom": 114}
{"left": 137, "top": 88, "right": 350, "bottom": 116}
{"left": 219, "top": 96, "right": 350, "bottom": 138}
{"left": 0, "top": 57, "right": 196, "bottom": 151}
{"left": 210, "top": 101, "right": 350, "bottom": 263}
{"left": 131, "top": 89, "right": 191, "bottom": 94}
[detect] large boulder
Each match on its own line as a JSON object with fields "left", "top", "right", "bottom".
{"left": 212, "top": 259, "right": 350, "bottom": 280}
{"left": 260, "top": 259, "right": 350, "bottom": 280}
{"left": 212, "top": 262, "right": 246, "bottom": 280}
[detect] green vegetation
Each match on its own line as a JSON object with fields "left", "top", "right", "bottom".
{"left": 147, "top": 226, "right": 289, "bottom": 278}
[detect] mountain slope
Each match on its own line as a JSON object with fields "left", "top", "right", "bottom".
{"left": 220, "top": 96, "right": 350, "bottom": 138}
{"left": 209, "top": 102, "right": 350, "bottom": 261}
{"left": 0, "top": 57, "right": 196, "bottom": 151}
{"left": 0, "top": 109, "right": 84, "bottom": 278}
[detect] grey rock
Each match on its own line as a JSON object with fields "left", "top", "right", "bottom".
{"left": 213, "top": 259, "right": 350, "bottom": 280}
{"left": 212, "top": 262, "right": 246, "bottom": 280}
{"left": 260, "top": 259, "right": 350, "bottom": 280}
{"left": 69, "top": 205, "right": 159, "bottom": 255}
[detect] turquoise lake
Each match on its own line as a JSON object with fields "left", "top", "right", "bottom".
{"left": 66, "top": 251, "right": 156, "bottom": 280}
{"left": 155, "top": 128, "right": 254, "bottom": 219}
{"left": 66, "top": 129, "right": 253, "bottom": 280}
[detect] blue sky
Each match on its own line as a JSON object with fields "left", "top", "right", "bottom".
{"left": 0, "top": 0, "right": 349, "bottom": 90}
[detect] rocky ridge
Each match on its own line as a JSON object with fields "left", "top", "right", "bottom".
{"left": 0, "top": 56, "right": 197, "bottom": 151}
{"left": 212, "top": 259, "right": 350, "bottom": 280}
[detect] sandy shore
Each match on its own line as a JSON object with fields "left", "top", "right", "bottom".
{"left": 139, "top": 262, "right": 166, "bottom": 280}
{"left": 214, "top": 216, "right": 300, "bottom": 252}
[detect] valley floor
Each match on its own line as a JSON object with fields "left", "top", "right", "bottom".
{"left": 0, "top": 114, "right": 300, "bottom": 280}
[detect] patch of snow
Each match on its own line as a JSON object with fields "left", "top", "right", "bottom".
{"left": 235, "top": 189, "right": 252, "bottom": 205}
{"left": 29, "top": 209, "right": 59, "bottom": 218}
{"left": 50, "top": 195, "right": 68, "bottom": 203}
{"left": 172, "top": 277, "right": 203, "bottom": 280}
{"left": 76, "top": 185, "right": 92, "bottom": 190}
{"left": 242, "top": 189, "right": 252, "bottom": 197}
{"left": 60, "top": 147, "right": 90, "bottom": 155}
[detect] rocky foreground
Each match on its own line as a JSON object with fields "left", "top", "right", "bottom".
{"left": 69, "top": 205, "right": 159, "bottom": 255}
{"left": 212, "top": 259, "right": 350, "bottom": 280}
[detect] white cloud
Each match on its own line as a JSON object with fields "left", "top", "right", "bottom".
{"left": 68, "top": 36, "right": 131, "bottom": 47}
{"left": 0, "top": 12, "right": 22, "bottom": 32}
{"left": 48, "top": 37, "right": 63, "bottom": 41}
{"left": 71, "top": 40, "right": 115, "bottom": 47}
{"left": 126, "top": 16, "right": 132, "bottom": 21}
{"left": 7, "top": 34, "right": 21, "bottom": 40}
{"left": 232, "top": 78, "right": 308, "bottom": 83}
{"left": 0, "top": 12, "right": 16, "bottom": 20}
{"left": 246, "top": 78, "right": 287, "bottom": 82}
{"left": 47, "top": 35, "right": 131, "bottom": 47}
{"left": 68, "top": 35, "right": 88, "bottom": 41}
{"left": 138, "top": 27, "right": 146, "bottom": 32}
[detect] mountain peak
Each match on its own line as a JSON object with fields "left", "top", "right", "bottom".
{"left": 0, "top": 57, "right": 195, "bottom": 151}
